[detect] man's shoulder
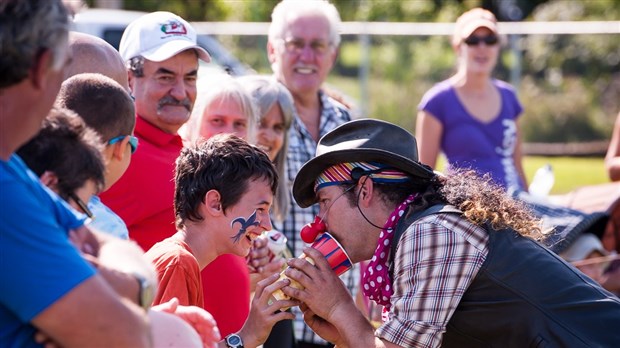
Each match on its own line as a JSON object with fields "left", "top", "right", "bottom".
{"left": 320, "top": 92, "right": 351, "bottom": 124}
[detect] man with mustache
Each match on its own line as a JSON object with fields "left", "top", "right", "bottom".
{"left": 265, "top": 1, "right": 353, "bottom": 347}
{"left": 100, "top": 11, "right": 211, "bottom": 252}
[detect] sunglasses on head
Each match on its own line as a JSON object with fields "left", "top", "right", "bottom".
{"left": 108, "top": 135, "right": 139, "bottom": 154}
{"left": 464, "top": 35, "right": 499, "bottom": 46}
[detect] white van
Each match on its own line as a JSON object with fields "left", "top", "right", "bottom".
{"left": 71, "top": 8, "right": 252, "bottom": 76}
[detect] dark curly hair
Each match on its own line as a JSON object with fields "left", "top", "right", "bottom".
{"left": 346, "top": 169, "right": 543, "bottom": 241}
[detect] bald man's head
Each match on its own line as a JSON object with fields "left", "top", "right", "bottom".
{"left": 66, "top": 32, "right": 129, "bottom": 91}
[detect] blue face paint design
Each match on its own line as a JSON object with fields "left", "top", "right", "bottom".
{"left": 230, "top": 210, "right": 260, "bottom": 243}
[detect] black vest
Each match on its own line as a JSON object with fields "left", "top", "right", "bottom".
{"left": 394, "top": 206, "right": 620, "bottom": 348}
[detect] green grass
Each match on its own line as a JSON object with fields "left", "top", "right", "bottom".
{"left": 437, "top": 155, "right": 608, "bottom": 194}
{"left": 523, "top": 156, "right": 608, "bottom": 194}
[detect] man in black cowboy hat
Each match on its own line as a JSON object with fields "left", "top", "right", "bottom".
{"left": 280, "top": 118, "right": 620, "bottom": 347}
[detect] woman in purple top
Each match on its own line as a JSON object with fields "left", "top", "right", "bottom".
{"left": 416, "top": 8, "right": 528, "bottom": 193}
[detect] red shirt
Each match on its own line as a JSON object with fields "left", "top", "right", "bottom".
{"left": 201, "top": 254, "right": 250, "bottom": 337}
{"left": 100, "top": 116, "right": 182, "bottom": 251}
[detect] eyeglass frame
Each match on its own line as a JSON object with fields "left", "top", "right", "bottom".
{"left": 69, "top": 192, "right": 94, "bottom": 219}
{"left": 463, "top": 34, "right": 499, "bottom": 46}
{"left": 108, "top": 135, "right": 139, "bottom": 154}
{"left": 279, "top": 37, "right": 334, "bottom": 56}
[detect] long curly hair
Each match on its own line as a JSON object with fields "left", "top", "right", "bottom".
{"left": 366, "top": 169, "right": 543, "bottom": 241}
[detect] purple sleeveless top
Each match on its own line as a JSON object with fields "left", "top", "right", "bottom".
{"left": 418, "top": 79, "right": 524, "bottom": 191}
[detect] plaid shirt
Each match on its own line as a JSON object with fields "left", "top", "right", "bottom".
{"left": 376, "top": 213, "right": 489, "bottom": 347}
{"left": 273, "top": 90, "right": 353, "bottom": 344}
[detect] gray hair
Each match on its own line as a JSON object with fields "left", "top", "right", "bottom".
{"left": 268, "top": 0, "right": 342, "bottom": 47}
{"left": 183, "top": 75, "right": 258, "bottom": 144}
{"left": 238, "top": 75, "right": 295, "bottom": 223}
{"left": 127, "top": 56, "right": 145, "bottom": 77}
{"left": 0, "top": 0, "right": 70, "bottom": 88}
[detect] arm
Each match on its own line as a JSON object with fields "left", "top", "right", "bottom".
{"left": 415, "top": 110, "right": 443, "bottom": 169}
{"left": 606, "top": 112, "right": 620, "bottom": 181}
{"left": 32, "top": 274, "right": 151, "bottom": 348}
{"left": 71, "top": 226, "right": 156, "bottom": 306}
{"left": 514, "top": 121, "right": 528, "bottom": 189}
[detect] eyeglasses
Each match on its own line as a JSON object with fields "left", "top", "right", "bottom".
{"left": 108, "top": 135, "right": 139, "bottom": 154}
{"left": 281, "top": 38, "right": 332, "bottom": 55}
{"left": 69, "top": 192, "right": 94, "bottom": 219}
{"left": 464, "top": 35, "right": 499, "bottom": 46}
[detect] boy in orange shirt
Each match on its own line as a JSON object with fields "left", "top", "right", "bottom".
{"left": 145, "top": 134, "right": 297, "bottom": 347}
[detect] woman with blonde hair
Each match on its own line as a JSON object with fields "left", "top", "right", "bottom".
{"left": 181, "top": 74, "right": 257, "bottom": 146}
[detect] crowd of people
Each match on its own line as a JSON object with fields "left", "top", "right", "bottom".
{"left": 1, "top": 0, "right": 619, "bottom": 347}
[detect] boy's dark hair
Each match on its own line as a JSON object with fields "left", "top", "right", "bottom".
{"left": 174, "top": 134, "right": 278, "bottom": 229}
{"left": 17, "top": 107, "right": 105, "bottom": 200}
{"left": 56, "top": 73, "right": 135, "bottom": 141}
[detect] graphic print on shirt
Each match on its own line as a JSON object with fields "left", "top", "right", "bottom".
{"left": 496, "top": 119, "right": 520, "bottom": 192}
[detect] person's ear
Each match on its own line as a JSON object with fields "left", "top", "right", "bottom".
{"left": 357, "top": 176, "right": 374, "bottom": 208}
{"left": 330, "top": 46, "right": 340, "bottom": 65}
{"left": 110, "top": 136, "right": 130, "bottom": 160}
{"left": 40, "top": 170, "right": 59, "bottom": 188}
{"left": 204, "top": 189, "right": 223, "bottom": 216}
{"left": 127, "top": 70, "right": 136, "bottom": 94}
{"left": 30, "top": 48, "right": 53, "bottom": 90}
{"left": 267, "top": 40, "right": 277, "bottom": 64}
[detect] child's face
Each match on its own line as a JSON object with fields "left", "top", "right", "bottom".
{"left": 224, "top": 177, "right": 274, "bottom": 257}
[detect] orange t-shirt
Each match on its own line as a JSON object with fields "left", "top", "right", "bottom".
{"left": 145, "top": 238, "right": 203, "bottom": 307}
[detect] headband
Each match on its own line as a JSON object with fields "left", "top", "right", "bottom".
{"left": 314, "top": 162, "right": 410, "bottom": 193}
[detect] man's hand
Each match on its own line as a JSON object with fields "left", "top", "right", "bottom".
{"left": 152, "top": 297, "right": 220, "bottom": 348}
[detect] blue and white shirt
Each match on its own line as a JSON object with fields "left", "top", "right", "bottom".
{"left": 274, "top": 90, "right": 356, "bottom": 344}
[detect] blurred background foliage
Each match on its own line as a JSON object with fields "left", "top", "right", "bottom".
{"left": 87, "top": 0, "right": 620, "bottom": 145}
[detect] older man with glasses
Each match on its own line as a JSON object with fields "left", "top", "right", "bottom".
{"left": 264, "top": 1, "right": 354, "bottom": 347}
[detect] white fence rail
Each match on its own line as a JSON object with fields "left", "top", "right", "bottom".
{"left": 192, "top": 21, "right": 620, "bottom": 36}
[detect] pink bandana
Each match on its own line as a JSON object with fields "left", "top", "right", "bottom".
{"left": 362, "top": 193, "right": 416, "bottom": 310}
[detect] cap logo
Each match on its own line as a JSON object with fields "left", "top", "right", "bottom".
{"left": 159, "top": 20, "right": 187, "bottom": 35}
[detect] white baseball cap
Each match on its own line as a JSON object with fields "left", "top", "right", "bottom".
{"left": 119, "top": 11, "right": 210, "bottom": 63}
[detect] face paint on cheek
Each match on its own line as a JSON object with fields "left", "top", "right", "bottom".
{"left": 230, "top": 210, "right": 260, "bottom": 243}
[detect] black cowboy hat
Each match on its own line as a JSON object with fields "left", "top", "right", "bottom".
{"left": 293, "top": 118, "right": 435, "bottom": 208}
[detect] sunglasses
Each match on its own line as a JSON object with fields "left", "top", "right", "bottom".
{"left": 108, "top": 135, "right": 139, "bottom": 154}
{"left": 69, "top": 192, "right": 94, "bottom": 219}
{"left": 464, "top": 35, "right": 499, "bottom": 46}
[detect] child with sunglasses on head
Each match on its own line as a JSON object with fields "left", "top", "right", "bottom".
{"left": 56, "top": 73, "right": 137, "bottom": 239}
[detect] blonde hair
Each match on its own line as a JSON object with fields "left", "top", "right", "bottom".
{"left": 183, "top": 75, "right": 258, "bottom": 144}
